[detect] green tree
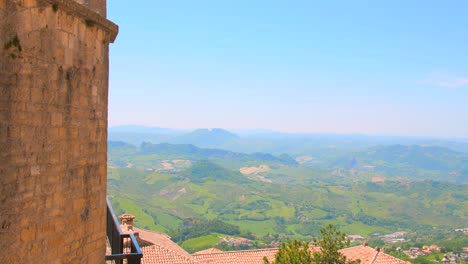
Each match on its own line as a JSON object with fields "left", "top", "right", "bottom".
{"left": 264, "top": 224, "right": 360, "bottom": 264}
{"left": 312, "top": 224, "right": 360, "bottom": 264}
{"left": 263, "top": 240, "right": 313, "bottom": 264}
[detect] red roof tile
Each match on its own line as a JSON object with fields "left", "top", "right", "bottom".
{"left": 193, "top": 245, "right": 409, "bottom": 264}
{"left": 126, "top": 227, "right": 408, "bottom": 264}
{"left": 340, "top": 245, "right": 410, "bottom": 264}
{"left": 142, "top": 245, "right": 198, "bottom": 264}
{"left": 193, "top": 248, "right": 278, "bottom": 264}
{"left": 193, "top": 248, "right": 224, "bottom": 255}
{"left": 340, "top": 245, "right": 377, "bottom": 263}
{"left": 126, "top": 227, "right": 198, "bottom": 264}
{"left": 371, "top": 250, "right": 410, "bottom": 264}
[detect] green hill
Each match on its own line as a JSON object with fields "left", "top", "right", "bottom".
{"left": 168, "top": 128, "right": 239, "bottom": 147}
{"left": 108, "top": 141, "right": 297, "bottom": 169}
{"left": 180, "top": 160, "right": 249, "bottom": 184}
{"left": 140, "top": 142, "right": 295, "bottom": 164}
{"left": 107, "top": 165, "right": 467, "bottom": 238}
{"left": 331, "top": 145, "right": 468, "bottom": 182}
{"left": 107, "top": 141, "right": 468, "bottom": 253}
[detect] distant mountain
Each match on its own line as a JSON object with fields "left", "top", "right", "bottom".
{"left": 109, "top": 125, "right": 187, "bottom": 135}
{"left": 108, "top": 127, "right": 240, "bottom": 148}
{"left": 168, "top": 128, "right": 239, "bottom": 147}
{"left": 332, "top": 144, "right": 468, "bottom": 181}
{"left": 108, "top": 126, "right": 188, "bottom": 146}
{"left": 108, "top": 132, "right": 173, "bottom": 146}
{"left": 139, "top": 142, "right": 297, "bottom": 166}
{"left": 423, "top": 140, "right": 468, "bottom": 154}
{"left": 109, "top": 126, "right": 468, "bottom": 157}
{"left": 108, "top": 140, "right": 136, "bottom": 149}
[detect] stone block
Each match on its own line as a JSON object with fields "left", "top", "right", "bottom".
{"left": 50, "top": 112, "right": 63, "bottom": 126}
{"left": 72, "top": 197, "right": 85, "bottom": 211}
{"left": 30, "top": 165, "right": 40, "bottom": 176}
{"left": 63, "top": 46, "right": 74, "bottom": 66}
{"left": 48, "top": 233, "right": 65, "bottom": 251}
{"left": 20, "top": 0, "right": 37, "bottom": 8}
{"left": 16, "top": 9, "right": 32, "bottom": 35}
{"left": 30, "top": 86, "right": 44, "bottom": 103}
{"left": 20, "top": 226, "right": 36, "bottom": 242}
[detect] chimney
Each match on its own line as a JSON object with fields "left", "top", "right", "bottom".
{"left": 119, "top": 214, "right": 136, "bottom": 231}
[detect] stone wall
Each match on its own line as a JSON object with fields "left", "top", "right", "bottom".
{"left": 0, "top": 0, "right": 117, "bottom": 263}
{"left": 73, "top": 0, "right": 106, "bottom": 16}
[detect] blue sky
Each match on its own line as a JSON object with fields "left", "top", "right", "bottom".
{"left": 107, "top": 1, "right": 468, "bottom": 138}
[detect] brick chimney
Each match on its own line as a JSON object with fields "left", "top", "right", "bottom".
{"left": 119, "top": 214, "right": 136, "bottom": 231}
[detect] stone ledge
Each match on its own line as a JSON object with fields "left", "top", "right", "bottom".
{"left": 38, "top": 0, "right": 118, "bottom": 42}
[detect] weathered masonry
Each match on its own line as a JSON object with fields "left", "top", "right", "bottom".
{"left": 0, "top": 0, "right": 117, "bottom": 262}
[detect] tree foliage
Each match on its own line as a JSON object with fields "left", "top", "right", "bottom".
{"left": 312, "top": 224, "right": 360, "bottom": 264}
{"left": 264, "top": 240, "right": 313, "bottom": 264}
{"left": 169, "top": 218, "right": 240, "bottom": 242}
{"left": 265, "top": 224, "right": 360, "bottom": 264}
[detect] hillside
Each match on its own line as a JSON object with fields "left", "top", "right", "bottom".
{"left": 108, "top": 141, "right": 297, "bottom": 170}
{"left": 108, "top": 126, "right": 468, "bottom": 158}
{"left": 108, "top": 165, "right": 467, "bottom": 239}
{"left": 331, "top": 145, "right": 468, "bottom": 182}
{"left": 180, "top": 160, "right": 249, "bottom": 184}
{"left": 107, "top": 136, "right": 468, "bottom": 254}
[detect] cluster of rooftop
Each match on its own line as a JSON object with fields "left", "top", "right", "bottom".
{"left": 116, "top": 213, "right": 410, "bottom": 264}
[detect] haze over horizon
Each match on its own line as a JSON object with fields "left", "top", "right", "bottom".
{"left": 108, "top": 125, "right": 468, "bottom": 141}
{"left": 108, "top": 1, "right": 468, "bottom": 138}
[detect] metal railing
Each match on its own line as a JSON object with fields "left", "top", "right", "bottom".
{"left": 106, "top": 199, "right": 143, "bottom": 264}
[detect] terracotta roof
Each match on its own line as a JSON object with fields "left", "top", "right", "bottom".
{"left": 115, "top": 224, "right": 199, "bottom": 263}
{"left": 340, "top": 245, "right": 377, "bottom": 263}
{"left": 133, "top": 227, "right": 195, "bottom": 262}
{"left": 124, "top": 226, "right": 408, "bottom": 264}
{"left": 142, "top": 245, "right": 198, "bottom": 264}
{"left": 193, "top": 248, "right": 278, "bottom": 264}
{"left": 340, "top": 245, "right": 410, "bottom": 264}
{"left": 193, "top": 245, "right": 409, "bottom": 264}
{"left": 371, "top": 250, "right": 410, "bottom": 264}
{"left": 193, "top": 248, "right": 224, "bottom": 255}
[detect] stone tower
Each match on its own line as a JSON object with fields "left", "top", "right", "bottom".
{"left": 0, "top": 0, "right": 117, "bottom": 263}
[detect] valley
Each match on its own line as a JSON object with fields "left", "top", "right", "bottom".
{"left": 107, "top": 127, "right": 467, "bottom": 256}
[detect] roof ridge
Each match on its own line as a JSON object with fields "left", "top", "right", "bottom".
{"left": 159, "top": 243, "right": 194, "bottom": 258}
{"left": 138, "top": 231, "right": 195, "bottom": 260}
{"left": 369, "top": 250, "right": 379, "bottom": 264}
{"left": 339, "top": 244, "right": 366, "bottom": 251}
{"left": 152, "top": 244, "right": 197, "bottom": 262}
{"left": 222, "top": 247, "right": 279, "bottom": 253}
{"left": 195, "top": 247, "right": 279, "bottom": 255}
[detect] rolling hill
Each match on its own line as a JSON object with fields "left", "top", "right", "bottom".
{"left": 108, "top": 141, "right": 297, "bottom": 170}
{"left": 331, "top": 145, "right": 468, "bottom": 182}
{"left": 106, "top": 133, "right": 468, "bottom": 254}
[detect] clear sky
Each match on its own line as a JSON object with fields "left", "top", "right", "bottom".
{"left": 107, "top": 1, "right": 468, "bottom": 138}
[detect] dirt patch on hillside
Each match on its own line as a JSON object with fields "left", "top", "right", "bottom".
{"left": 240, "top": 165, "right": 270, "bottom": 175}
{"left": 161, "top": 161, "right": 174, "bottom": 170}
{"left": 173, "top": 160, "right": 192, "bottom": 166}
{"left": 295, "top": 156, "right": 314, "bottom": 164}
{"left": 257, "top": 175, "right": 272, "bottom": 183}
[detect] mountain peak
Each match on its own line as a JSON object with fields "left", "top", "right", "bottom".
{"left": 169, "top": 128, "right": 239, "bottom": 147}
{"left": 191, "top": 128, "right": 239, "bottom": 138}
